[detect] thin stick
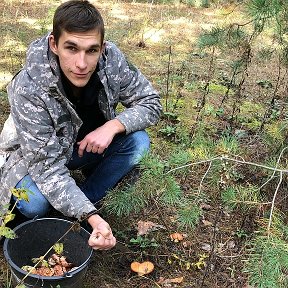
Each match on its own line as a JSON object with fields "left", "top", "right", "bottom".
{"left": 165, "top": 45, "right": 172, "bottom": 112}
{"left": 166, "top": 157, "right": 220, "bottom": 174}
{"left": 166, "top": 155, "right": 288, "bottom": 174}
{"left": 259, "top": 147, "right": 288, "bottom": 190}
{"left": 197, "top": 161, "right": 212, "bottom": 196}
{"left": 267, "top": 171, "right": 283, "bottom": 237}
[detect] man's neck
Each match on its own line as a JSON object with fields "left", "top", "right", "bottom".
{"left": 61, "top": 71, "right": 84, "bottom": 99}
{"left": 71, "top": 85, "right": 83, "bottom": 98}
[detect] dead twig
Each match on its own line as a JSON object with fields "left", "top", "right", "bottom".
{"left": 267, "top": 171, "right": 283, "bottom": 237}
{"left": 165, "top": 154, "right": 288, "bottom": 175}
{"left": 259, "top": 146, "right": 288, "bottom": 190}
{"left": 197, "top": 161, "right": 212, "bottom": 196}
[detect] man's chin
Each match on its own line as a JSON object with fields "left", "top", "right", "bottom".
{"left": 70, "top": 78, "right": 90, "bottom": 88}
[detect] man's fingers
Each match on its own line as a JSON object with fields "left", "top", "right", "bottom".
{"left": 86, "top": 143, "right": 93, "bottom": 153}
{"left": 97, "top": 222, "right": 113, "bottom": 238}
{"left": 92, "top": 146, "right": 98, "bottom": 153}
{"left": 77, "top": 141, "right": 85, "bottom": 157}
{"left": 88, "top": 233, "right": 116, "bottom": 250}
{"left": 101, "top": 226, "right": 112, "bottom": 239}
{"left": 77, "top": 140, "right": 94, "bottom": 157}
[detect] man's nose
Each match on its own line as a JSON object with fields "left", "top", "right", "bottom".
{"left": 76, "top": 52, "right": 87, "bottom": 70}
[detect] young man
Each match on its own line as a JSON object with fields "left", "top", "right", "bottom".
{"left": 0, "top": 0, "right": 162, "bottom": 250}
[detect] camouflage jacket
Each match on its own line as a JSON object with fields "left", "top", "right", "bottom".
{"left": 0, "top": 33, "right": 162, "bottom": 219}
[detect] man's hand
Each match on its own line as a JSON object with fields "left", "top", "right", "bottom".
{"left": 87, "top": 214, "right": 116, "bottom": 250}
{"left": 77, "top": 119, "right": 125, "bottom": 157}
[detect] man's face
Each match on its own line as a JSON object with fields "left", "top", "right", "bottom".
{"left": 49, "top": 29, "right": 104, "bottom": 88}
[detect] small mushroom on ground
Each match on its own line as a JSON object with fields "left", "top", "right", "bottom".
{"left": 130, "top": 261, "right": 154, "bottom": 276}
{"left": 170, "top": 232, "right": 184, "bottom": 242}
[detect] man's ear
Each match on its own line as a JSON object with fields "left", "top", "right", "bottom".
{"left": 49, "top": 34, "right": 58, "bottom": 55}
{"left": 101, "top": 41, "right": 106, "bottom": 54}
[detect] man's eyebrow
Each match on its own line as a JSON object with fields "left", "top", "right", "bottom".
{"left": 64, "top": 40, "right": 78, "bottom": 46}
{"left": 64, "top": 40, "right": 101, "bottom": 49}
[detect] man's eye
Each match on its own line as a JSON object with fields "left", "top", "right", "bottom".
{"left": 88, "top": 49, "right": 99, "bottom": 53}
{"left": 67, "top": 46, "right": 77, "bottom": 51}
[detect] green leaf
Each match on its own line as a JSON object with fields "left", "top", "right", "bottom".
{"left": 3, "top": 213, "right": 15, "bottom": 224}
{"left": 53, "top": 242, "right": 64, "bottom": 255}
{"left": 31, "top": 256, "right": 48, "bottom": 267}
{"left": 10, "top": 187, "right": 32, "bottom": 202}
{"left": 21, "top": 265, "right": 36, "bottom": 273}
{"left": 10, "top": 188, "right": 21, "bottom": 198}
{"left": 42, "top": 260, "right": 49, "bottom": 267}
{"left": 19, "top": 189, "right": 30, "bottom": 202}
{"left": 0, "top": 226, "right": 16, "bottom": 239}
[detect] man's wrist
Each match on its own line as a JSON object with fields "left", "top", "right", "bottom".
{"left": 105, "top": 119, "right": 125, "bottom": 135}
{"left": 80, "top": 210, "right": 98, "bottom": 222}
{"left": 87, "top": 213, "right": 103, "bottom": 229}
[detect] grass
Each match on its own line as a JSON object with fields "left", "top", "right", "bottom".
{"left": 1, "top": 0, "right": 288, "bottom": 287}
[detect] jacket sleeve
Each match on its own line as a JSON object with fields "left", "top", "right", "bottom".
{"left": 9, "top": 80, "right": 96, "bottom": 219}
{"left": 110, "top": 45, "right": 162, "bottom": 134}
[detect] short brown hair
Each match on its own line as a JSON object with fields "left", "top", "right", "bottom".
{"left": 52, "top": 0, "right": 105, "bottom": 44}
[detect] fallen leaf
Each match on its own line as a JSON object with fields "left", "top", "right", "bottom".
{"left": 170, "top": 232, "right": 184, "bottom": 242}
{"left": 217, "top": 243, "right": 225, "bottom": 253}
{"left": 227, "top": 240, "right": 236, "bottom": 249}
{"left": 200, "top": 203, "right": 212, "bottom": 210}
{"left": 169, "top": 216, "right": 177, "bottom": 223}
{"left": 131, "top": 261, "right": 154, "bottom": 276}
{"left": 182, "top": 240, "right": 192, "bottom": 248}
{"left": 71, "top": 222, "right": 81, "bottom": 233}
{"left": 201, "top": 243, "right": 211, "bottom": 252}
{"left": 137, "top": 220, "right": 165, "bottom": 236}
{"left": 202, "top": 219, "right": 213, "bottom": 226}
{"left": 158, "top": 276, "right": 184, "bottom": 285}
{"left": 223, "top": 210, "right": 230, "bottom": 217}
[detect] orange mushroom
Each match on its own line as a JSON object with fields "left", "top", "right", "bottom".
{"left": 130, "top": 261, "right": 154, "bottom": 276}
{"left": 53, "top": 264, "right": 67, "bottom": 276}
{"left": 170, "top": 232, "right": 184, "bottom": 242}
{"left": 35, "top": 267, "right": 54, "bottom": 277}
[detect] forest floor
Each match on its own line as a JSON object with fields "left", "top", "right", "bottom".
{"left": 1, "top": 0, "right": 288, "bottom": 287}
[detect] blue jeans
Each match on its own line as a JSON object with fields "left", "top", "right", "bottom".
{"left": 15, "top": 130, "right": 150, "bottom": 218}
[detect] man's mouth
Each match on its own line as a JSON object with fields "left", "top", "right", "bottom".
{"left": 73, "top": 72, "right": 89, "bottom": 78}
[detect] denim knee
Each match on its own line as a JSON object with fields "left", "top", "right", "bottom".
{"left": 132, "top": 130, "right": 150, "bottom": 149}
{"left": 129, "top": 130, "right": 150, "bottom": 164}
{"left": 15, "top": 175, "right": 50, "bottom": 218}
{"left": 16, "top": 198, "right": 50, "bottom": 218}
